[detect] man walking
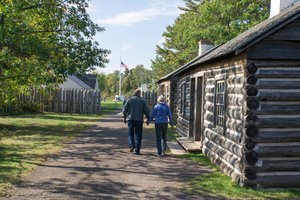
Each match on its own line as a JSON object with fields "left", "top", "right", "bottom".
{"left": 123, "top": 89, "right": 149, "bottom": 155}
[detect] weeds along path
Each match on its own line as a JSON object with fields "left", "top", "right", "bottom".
{"left": 6, "top": 110, "right": 217, "bottom": 200}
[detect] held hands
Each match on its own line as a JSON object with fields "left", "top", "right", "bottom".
{"left": 123, "top": 118, "right": 127, "bottom": 124}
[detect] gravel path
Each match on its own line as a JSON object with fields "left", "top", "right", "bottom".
{"left": 5, "top": 111, "right": 222, "bottom": 200}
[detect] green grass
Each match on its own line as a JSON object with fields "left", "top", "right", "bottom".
{"left": 0, "top": 101, "right": 121, "bottom": 197}
{"left": 180, "top": 153, "right": 300, "bottom": 200}
{"left": 166, "top": 125, "right": 179, "bottom": 142}
{"left": 101, "top": 101, "right": 123, "bottom": 114}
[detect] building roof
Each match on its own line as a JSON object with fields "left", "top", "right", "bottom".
{"left": 157, "top": 2, "right": 300, "bottom": 83}
{"left": 76, "top": 74, "right": 98, "bottom": 89}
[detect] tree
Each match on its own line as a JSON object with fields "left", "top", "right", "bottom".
{"left": 151, "top": 0, "right": 270, "bottom": 79}
{"left": 197, "top": 0, "right": 270, "bottom": 44}
{"left": 0, "top": 0, "right": 110, "bottom": 104}
{"left": 105, "top": 71, "right": 119, "bottom": 97}
{"left": 97, "top": 72, "right": 107, "bottom": 94}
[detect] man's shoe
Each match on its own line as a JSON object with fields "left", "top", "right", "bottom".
{"left": 135, "top": 152, "right": 140, "bottom": 155}
{"left": 130, "top": 147, "right": 134, "bottom": 152}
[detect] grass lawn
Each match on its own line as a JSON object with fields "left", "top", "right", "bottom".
{"left": 0, "top": 101, "right": 123, "bottom": 197}
{"left": 181, "top": 153, "right": 300, "bottom": 200}
{"left": 164, "top": 128, "right": 300, "bottom": 199}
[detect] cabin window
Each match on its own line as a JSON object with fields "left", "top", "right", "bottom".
{"left": 215, "top": 80, "right": 225, "bottom": 127}
{"left": 180, "top": 84, "right": 185, "bottom": 115}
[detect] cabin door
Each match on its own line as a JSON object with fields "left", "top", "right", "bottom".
{"left": 189, "top": 76, "right": 203, "bottom": 142}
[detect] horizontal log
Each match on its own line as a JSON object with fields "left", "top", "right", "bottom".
{"left": 225, "top": 118, "right": 243, "bottom": 133}
{"left": 254, "top": 143, "right": 300, "bottom": 157}
{"left": 257, "top": 68, "right": 300, "bottom": 78}
{"left": 254, "top": 128, "right": 300, "bottom": 143}
{"left": 204, "top": 129, "right": 243, "bottom": 157}
{"left": 248, "top": 60, "right": 300, "bottom": 67}
{"left": 176, "top": 126, "right": 188, "bottom": 137}
{"left": 227, "top": 85, "right": 244, "bottom": 94}
{"left": 204, "top": 88, "right": 214, "bottom": 94}
{"left": 204, "top": 111, "right": 214, "bottom": 122}
{"left": 251, "top": 159, "right": 300, "bottom": 172}
{"left": 204, "top": 102, "right": 214, "bottom": 113}
{"left": 257, "top": 79, "right": 300, "bottom": 89}
{"left": 259, "top": 89, "right": 300, "bottom": 101}
{"left": 203, "top": 146, "right": 242, "bottom": 183}
{"left": 255, "top": 116, "right": 300, "bottom": 128}
{"left": 226, "top": 106, "right": 243, "bottom": 120}
{"left": 203, "top": 139, "right": 241, "bottom": 170}
{"left": 225, "top": 128, "right": 243, "bottom": 144}
{"left": 252, "top": 174, "right": 300, "bottom": 188}
{"left": 258, "top": 102, "right": 300, "bottom": 115}
{"left": 227, "top": 94, "right": 243, "bottom": 106}
{"left": 177, "top": 116, "right": 189, "bottom": 127}
{"left": 248, "top": 40, "right": 300, "bottom": 60}
{"left": 204, "top": 93, "right": 214, "bottom": 102}
{"left": 206, "top": 78, "right": 215, "bottom": 85}
{"left": 203, "top": 120, "right": 214, "bottom": 129}
{"left": 227, "top": 75, "right": 244, "bottom": 85}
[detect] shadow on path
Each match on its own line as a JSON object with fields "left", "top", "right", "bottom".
{"left": 6, "top": 110, "right": 224, "bottom": 200}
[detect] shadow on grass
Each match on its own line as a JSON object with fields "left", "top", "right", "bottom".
{"left": 8, "top": 114, "right": 101, "bottom": 123}
{"left": 0, "top": 118, "right": 91, "bottom": 188}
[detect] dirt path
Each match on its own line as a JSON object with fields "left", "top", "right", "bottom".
{"left": 5, "top": 111, "right": 220, "bottom": 200}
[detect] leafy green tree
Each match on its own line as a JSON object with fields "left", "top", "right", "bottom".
{"left": 0, "top": 0, "right": 110, "bottom": 104}
{"left": 198, "top": 0, "right": 270, "bottom": 44}
{"left": 97, "top": 72, "right": 107, "bottom": 94}
{"left": 151, "top": 0, "right": 270, "bottom": 79}
{"left": 105, "top": 71, "right": 119, "bottom": 97}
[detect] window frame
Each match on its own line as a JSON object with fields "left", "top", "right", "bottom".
{"left": 213, "top": 74, "right": 227, "bottom": 131}
{"left": 180, "top": 83, "right": 186, "bottom": 116}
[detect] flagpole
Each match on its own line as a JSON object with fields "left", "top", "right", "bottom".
{"left": 119, "top": 59, "right": 122, "bottom": 96}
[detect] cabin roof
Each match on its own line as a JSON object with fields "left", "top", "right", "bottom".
{"left": 76, "top": 74, "right": 97, "bottom": 89}
{"left": 157, "top": 2, "right": 300, "bottom": 83}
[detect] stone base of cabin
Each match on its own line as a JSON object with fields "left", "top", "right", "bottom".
{"left": 176, "top": 137, "right": 202, "bottom": 153}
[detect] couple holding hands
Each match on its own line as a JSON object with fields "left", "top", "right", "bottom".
{"left": 123, "top": 89, "right": 173, "bottom": 156}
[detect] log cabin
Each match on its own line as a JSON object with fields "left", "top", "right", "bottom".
{"left": 157, "top": 0, "right": 300, "bottom": 189}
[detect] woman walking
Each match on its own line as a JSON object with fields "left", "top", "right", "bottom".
{"left": 147, "top": 95, "right": 174, "bottom": 157}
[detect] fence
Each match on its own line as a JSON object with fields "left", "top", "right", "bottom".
{"left": 1, "top": 88, "right": 101, "bottom": 114}
{"left": 142, "top": 91, "right": 157, "bottom": 111}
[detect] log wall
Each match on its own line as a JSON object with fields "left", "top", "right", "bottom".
{"left": 242, "top": 61, "right": 300, "bottom": 189}
{"left": 202, "top": 63, "right": 245, "bottom": 183}
{"left": 175, "top": 77, "right": 191, "bottom": 137}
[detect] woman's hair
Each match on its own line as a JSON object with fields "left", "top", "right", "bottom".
{"left": 157, "top": 95, "right": 165, "bottom": 103}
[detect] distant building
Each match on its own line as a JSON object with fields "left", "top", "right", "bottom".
{"left": 60, "top": 74, "right": 99, "bottom": 90}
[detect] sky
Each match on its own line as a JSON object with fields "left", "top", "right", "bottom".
{"left": 87, "top": 0, "right": 185, "bottom": 74}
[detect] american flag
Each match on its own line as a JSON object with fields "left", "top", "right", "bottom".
{"left": 120, "top": 61, "right": 129, "bottom": 70}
